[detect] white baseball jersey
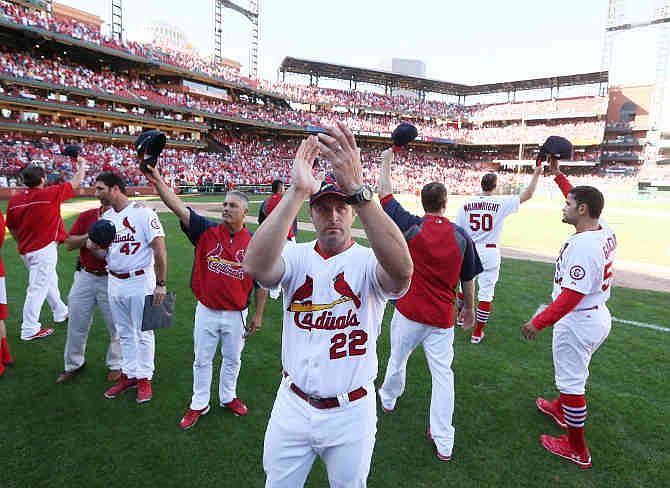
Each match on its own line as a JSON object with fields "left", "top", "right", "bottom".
{"left": 103, "top": 202, "right": 165, "bottom": 294}
{"left": 456, "top": 195, "right": 520, "bottom": 246}
{"left": 280, "top": 241, "right": 398, "bottom": 398}
{"left": 552, "top": 219, "right": 616, "bottom": 309}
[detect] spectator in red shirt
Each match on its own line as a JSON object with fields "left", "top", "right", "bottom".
{"left": 55, "top": 204, "right": 122, "bottom": 384}
{"left": 6, "top": 158, "right": 86, "bottom": 341}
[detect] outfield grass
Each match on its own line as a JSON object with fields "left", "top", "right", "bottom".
{"left": 1, "top": 212, "right": 668, "bottom": 487}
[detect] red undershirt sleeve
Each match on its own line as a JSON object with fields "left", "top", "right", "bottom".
{"left": 379, "top": 194, "right": 393, "bottom": 207}
{"left": 554, "top": 173, "right": 574, "bottom": 198}
{"left": 531, "top": 288, "right": 585, "bottom": 330}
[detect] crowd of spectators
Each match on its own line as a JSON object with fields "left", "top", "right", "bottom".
{"left": 0, "top": 132, "right": 641, "bottom": 196}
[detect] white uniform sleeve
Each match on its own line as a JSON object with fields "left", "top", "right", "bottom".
{"left": 455, "top": 205, "right": 466, "bottom": 229}
{"left": 500, "top": 196, "right": 520, "bottom": 218}
{"left": 279, "top": 240, "right": 304, "bottom": 291}
{"left": 560, "top": 241, "right": 602, "bottom": 295}
{"left": 143, "top": 208, "right": 165, "bottom": 244}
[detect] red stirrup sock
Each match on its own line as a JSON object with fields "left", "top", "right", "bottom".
{"left": 560, "top": 392, "right": 588, "bottom": 455}
{"left": 473, "top": 301, "right": 492, "bottom": 337}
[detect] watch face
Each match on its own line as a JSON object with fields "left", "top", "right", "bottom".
{"left": 362, "top": 187, "right": 373, "bottom": 201}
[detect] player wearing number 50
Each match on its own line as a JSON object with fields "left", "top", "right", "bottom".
{"left": 93, "top": 172, "right": 167, "bottom": 404}
{"left": 521, "top": 145, "right": 616, "bottom": 469}
{"left": 243, "top": 123, "right": 413, "bottom": 488}
{"left": 143, "top": 165, "right": 268, "bottom": 430}
{"left": 455, "top": 164, "right": 542, "bottom": 344}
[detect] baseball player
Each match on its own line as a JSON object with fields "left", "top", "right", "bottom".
{"left": 243, "top": 124, "right": 413, "bottom": 487}
{"left": 92, "top": 172, "right": 167, "bottom": 404}
{"left": 455, "top": 165, "right": 542, "bottom": 344}
{"left": 0, "top": 209, "right": 13, "bottom": 377}
{"left": 376, "top": 148, "right": 482, "bottom": 460}
{"left": 6, "top": 158, "right": 86, "bottom": 341}
{"left": 143, "top": 167, "right": 268, "bottom": 430}
{"left": 55, "top": 204, "right": 122, "bottom": 384}
{"left": 521, "top": 148, "right": 616, "bottom": 469}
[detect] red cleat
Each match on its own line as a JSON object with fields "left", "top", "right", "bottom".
{"left": 179, "top": 405, "right": 210, "bottom": 430}
{"left": 427, "top": 428, "right": 452, "bottom": 461}
{"left": 1, "top": 337, "right": 13, "bottom": 365}
{"left": 104, "top": 374, "right": 138, "bottom": 399}
{"left": 536, "top": 397, "right": 567, "bottom": 429}
{"left": 540, "top": 434, "right": 592, "bottom": 469}
{"left": 22, "top": 328, "right": 54, "bottom": 341}
{"left": 136, "top": 379, "right": 152, "bottom": 403}
{"left": 222, "top": 398, "right": 248, "bottom": 416}
{"left": 470, "top": 331, "right": 485, "bottom": 344}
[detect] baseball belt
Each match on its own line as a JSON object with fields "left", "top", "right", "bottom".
{"left": 289, "top": 383, "right": 367, "bottom": 409}
{"left": 83, "top": 267, "right": 107, "bottom": 277}
{"left": 109, "top": 269, "right": 145, "bottom": 280}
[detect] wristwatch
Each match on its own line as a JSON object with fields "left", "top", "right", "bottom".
{"left": 344, "top": 184, "right": 373, "bottom": 205}
{"left": 156, "top": 279, "right": 166, "bottom": 287}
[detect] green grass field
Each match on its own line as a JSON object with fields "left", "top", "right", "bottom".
{"left": 1, "top": 206, "right": 668, "bottom": 487}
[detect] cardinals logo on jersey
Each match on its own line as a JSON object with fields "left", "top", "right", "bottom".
{"left": 122, "top": 217, "right": 136, "bottom": 234}
{"left": 205, "top": 243, "right": 245, "bottom": 280}
{"left": 288, "top": 273, "right": 361, "bottom": 330}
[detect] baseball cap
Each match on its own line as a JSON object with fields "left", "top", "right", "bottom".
{"left": 309, "top": 174, "right": 347, "bottom": 205}
{"left": 135, "top": 129, "right": 166, "bottom": 172}
{"left": 539, "top": 136, "right": 573, "bottom": 160}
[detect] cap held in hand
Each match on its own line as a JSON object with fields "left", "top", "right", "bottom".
{"left": 88, "top": 219, "right": 116, "bottom": 248}
{"left": 62, "top": 144, "right": 82, "bottom": 159}
{"left": 135, "top": 130, "right": 166, "bottom": 173}
{"left": 538, "top": 136, "right": 573, "bottom": 164}
{"left": 391, "top": 123, "right": 418, "bottom": 153}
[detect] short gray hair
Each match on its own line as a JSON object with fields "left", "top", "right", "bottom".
{"left": 226, "top": 190, "right": 249, "bottom": 208}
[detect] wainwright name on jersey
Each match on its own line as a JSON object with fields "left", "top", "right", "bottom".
{"left": 456, "top": 195, "right": 520, "bottom": 245}
{"left": 552, "top": 219, "right": 617, "bottom": 308}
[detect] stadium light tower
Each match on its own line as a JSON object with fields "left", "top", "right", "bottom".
{"left": 213, "top": 0, "right": 260, "bottom": 78}
{"left": 603, "top": 0, "right": 670, "bottom": 166}
{"left": 110, "top": 0, "right": 123, "bottom": 41}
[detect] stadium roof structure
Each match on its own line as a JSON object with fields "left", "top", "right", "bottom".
{"left": 279, "top": 57, "right": 608, "bottom": 97}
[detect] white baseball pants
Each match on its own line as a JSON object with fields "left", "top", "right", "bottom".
{"left": 19, "top": 242, "right": 68, "bottom": 339}
{"left": 64, "top": 270, "right": 121, "bottom": 373}
{"left": 553, "top": 305, "right": 611, "bottom": 394}
{"left": 474, "top": 245, "right": 501, "bottom": 302}
{"left": 108, "top": 275, "right": 155, "bottom": 380}
{"left": 264, "top": 376, "right": 376, "bottom": 488}
{"left": 378, "top": 309, "right": 456, "bottom": 457}
{"left": 190, "top": 301, "right": 247, "bottom": 410}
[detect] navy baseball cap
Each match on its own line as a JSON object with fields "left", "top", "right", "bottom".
{"left": 135, "top": 129, "right": 166, "bottom": 172}
{"left": 539, "top": 136, "right": 573, "bottom": 160}
{"left": 309, "top": 174, "right": 347, "bottom": 205}
{"left": 62, "top": 144, "right": 82, "bottom": 159}
{"left": 391, "top": 123, "right": 418, "bottom": 150}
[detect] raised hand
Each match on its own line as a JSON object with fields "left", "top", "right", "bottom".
{"left": 290, "top": 135, "right": 320, "bottom": 195}
{"left": 317, "top": 122, "right": 363, "bottom": 194}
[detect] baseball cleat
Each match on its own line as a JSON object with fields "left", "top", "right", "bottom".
{"left": 136, "top": 379, "right": 152, "bottom": 403}
{"left": 536, "top": 397, "right": 567, "bottom": 429}
{"left": 377, "top": 387, "right": 395, "bottom": 413}
{"left": 107, "top": 369, "right": 123, "bottom": 383}
{"left": 179, "top": 405, "right": 210, "bottom": 430}
{"left": 21, "top": 328, "right": 55, "bottom": 341}
{"left": 456, "top": 313, "right": 464, "bottom": 327}
{"left": 470, "top": 331, "right": 485, "bottom": 344}
{"left": 56, "top": 364, "right": 86, "bottom": 384}
{"left": 540, "top": 434, "right": 592, "bottom": 469}
{"left": 104, "top": 374, "right": 138, "bottom": 399}
{"left": 222, "top": 398, "right": 248, "bottom": 416}
{"left": 427, "top": 429, "right": 452, "bottom": 461}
